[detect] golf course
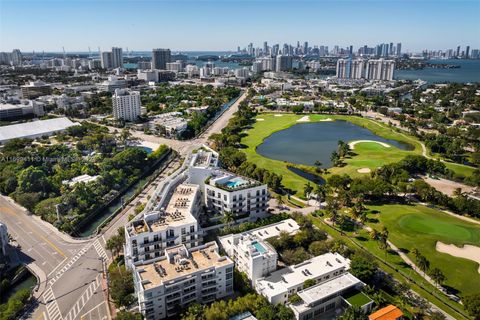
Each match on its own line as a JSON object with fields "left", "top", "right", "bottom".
{"left": 366, "top": 204, "right": 480, "bottom": 296}
{"left": 240, "top": 113, "right": 476, "bottom": 197}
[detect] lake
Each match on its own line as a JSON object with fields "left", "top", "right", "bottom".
{"left": 256, "top": 120, "right": 412, "bottom": 168}
{"left": 395, "top": 59, "right": 480, "bottom": 84}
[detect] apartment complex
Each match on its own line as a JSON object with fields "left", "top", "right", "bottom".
{"left": 132, "top": 242, "right": 234, "bottom": 320}
{"left": 125, "top": 183, "right": 202, "bottom": 266}
{"left": 218, "top": 219, "right": 300, "bottom": 282}
{"left": 152, "top": 49, "right": 171, "bottom": 70}
{"left": 112, "top": 88, "right": 141, "bottom": 121}
{"left": 204, "top": 170, "right": 269, "bottom": 218}
{"left": 336, "top": 58, "right": 395, "bottom": 81}
{"left": 0, "top": 101, "right": 45, "bottom": 120}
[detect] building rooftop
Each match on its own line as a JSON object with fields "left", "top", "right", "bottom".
{"left": 189, "top": 150, "right": 218, "bottom": 169}
{"left": 240, "top": 218, "right": 300, "bottom": 240}
{"left": 369, "top": 305, "right": 404, "bottom": 320}
{"left": 136, "top": 242, "right": 232, "bottom": 290}
{"left": 209, "top": 170, "right": 263, "bottom": 191}
{"left": 256, "top": 252, "right": 350, "bottom": 297}
{"left": 62, "top": 174, "right": 100, "bottom": 187}
{"left": 129, "top": 183, "right": 199, "bottom": 235}
{"left": 298, "top": 273, "right": 363, "bottom": 306}
{"left": 0, "top": 117, "right": 80, "bottom": 143}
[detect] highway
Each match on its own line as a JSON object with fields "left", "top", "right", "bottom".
{"left": 0, "top": 91, "right": 246, "bottom": 320}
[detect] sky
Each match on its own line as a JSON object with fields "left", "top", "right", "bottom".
{"left": 0, "top": 0, "right": 479, "bottom": 53}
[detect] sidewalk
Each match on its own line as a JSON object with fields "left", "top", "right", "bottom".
{"left": 26, "top": 262, "right": 47, "bottom": 299}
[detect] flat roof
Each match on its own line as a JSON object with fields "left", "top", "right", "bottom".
{"left": 290, "top": 273, "right": 364, "bottom": 314}
{"left": 0, "top": 117, "right": 80, "bottom": 143}
{"left": 131, "top": 183, "right": 199, "bottom": 235}
{"left": 136, "top": 242, "right": 232, "bottom": 290}
{"left": 241, "top": 218, "right": 300, "bottom": 240}
{"left": 256, "top": 253, "right": 350, "bottom": 297}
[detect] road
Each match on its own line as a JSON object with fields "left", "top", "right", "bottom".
{"left": 0, "top": 91, "right": 246, "bottom": 320}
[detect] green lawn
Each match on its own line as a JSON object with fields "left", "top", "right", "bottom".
{"left": 366, "top": 204, "right": 480, "bottom": 296}
{"left": 241, "top": 113, "right": 422, "bottom": 196}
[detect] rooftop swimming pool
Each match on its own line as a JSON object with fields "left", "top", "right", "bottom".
{"left": 223, "top": 177, "right": 248, "bottom": 188}
{"left": 252, "top": 241, "right": 267, "bottom": 254}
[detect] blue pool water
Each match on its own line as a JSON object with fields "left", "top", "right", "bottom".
{"left": 141, "top": 146, "right": 153, "bottom": 154}
{"left": 252, "top": 241, "right": 267, "bottom": 254}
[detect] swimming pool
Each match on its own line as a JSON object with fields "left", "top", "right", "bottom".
{"left": 252, "top": 241, "right": 267, "bottom": 254}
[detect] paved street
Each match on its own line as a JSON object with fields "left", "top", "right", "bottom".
{"left": 0, "top": 92, "right": 246, "bottom": 319}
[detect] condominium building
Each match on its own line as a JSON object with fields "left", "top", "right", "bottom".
{"left": 276, "top": 55, "right": 293, "bottom": 72}
{"left": 365, "top": 59, "right": 395, "bottom": 81}
{"left": 101, "top": 51, "right": 113, "bottom": 69}
{"left": 336, "top": 58, "right": 395, "bottom": 81}
{"left": 132, "top": 241, "right": 234, "bottom": 320}
{"left": 111, "top": 47, "right": 124, "bottom": 69}
{"left": 219, "top": 234, "right": 277, "bottom": 283}
{"left": 152, "top": 49, "right": 171, "bottom": 70}
{"left": 204, "top": 170, "right": 269, "bottom": 218}
{"left": 112, "top": 89, "right": 141, "bottom": 122}
{"left": 21, "top": 81, "right": 52, "bottom": 99}
{"left": 218, "top": 219, "right": 300, "bottom": 283}
{"left": 125, "top": 183, "right": 203, "bottom": 266}
{"left": 255, "top": 253, "right": 373, "bottom": 320}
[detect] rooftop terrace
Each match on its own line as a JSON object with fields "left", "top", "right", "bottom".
{"left": 136, "top": 242, "right": 232, "bottom": 290}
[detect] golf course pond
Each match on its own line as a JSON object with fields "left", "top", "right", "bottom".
{"left": 256, "top": 120, "right": 414, "bottom": 168}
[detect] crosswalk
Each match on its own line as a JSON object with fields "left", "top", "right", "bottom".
{"left": 48, "top": 243, "right": 93, "bottom": 286}
{"left": 63, "top": 274, "right": 102, "bottom": 320}
{"left": 43, "top": 287, "right": 62, "bottom": 320}
{"left": 93, "top": 239, "right": 108, "bottom": 261}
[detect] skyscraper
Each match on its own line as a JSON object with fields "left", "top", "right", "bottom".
{"left": 101, "top": 51, "right": 113, "bottom": 69}
{"left": 11, "top": 49, "right": 22, "bottom": 66}
{"left": 275, "top": 55, "right": 293, "bottom": 72}
{"left": 456, "top": 46, "right": 461, "bottom": 57}
{"left": 263, "top": 41, "right": 268, "bottom": 55}
{"left": 466, "top": 46, "right": 470, "bottom": 58}
{"left": 112, "top": 89, "right": 141, "bottom": 122}
{"left": 152, "top": 49, "right": 171, "bottom": 70}
{"left": 396, "top": 43, "right": 402, "bottom": 57}
{"left": 303, "top": 41, "right": 308, "bottom": 55}
{"left": 111, "top": 47, "right": 123, "bottom": 69}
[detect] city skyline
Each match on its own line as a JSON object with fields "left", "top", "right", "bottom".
{"left": 1, "top": 0, "right": 479, "bottom": 52}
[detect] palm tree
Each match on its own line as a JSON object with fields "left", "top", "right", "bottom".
{"left": 452, "top": 187, "right": 464, "bottom": 198}
{"left": 314, "top": 185, "right": 327, "bottom": 206}
{"left": 359, "top": 212, "right": 368, "bottom": 224}
{"left": 412, "top": 248, "right": 421, "bottom": 261}
{"left": 303, "top": 182, "right": 313, "bottom": 198}
{"left": 369, "top": 229, "right": 379, "bottom": 240}
{"left": 276, "top": 193, "right": 284, "bottom": 209}
{"left": 417, "top": 255, "right": 430, "bottom": 276}
{"left": 314, "top": 160, "right": 323, "bottom": 173}
{"left": 338, "top": 306, "right": 367, "bottom": 320}
{"left": 352, "top": 200, "right": 365, "bottom": 220}
{"left": 222, "top": 210, "right": 235, "bottom": 228}
{"left": 429, "top": 267, "right": 446, "bottom": 288}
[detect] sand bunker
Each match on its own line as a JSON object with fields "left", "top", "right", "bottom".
{"left": 274, "top": 114, "right": 283, "bottom": 117}
{"left": 436, "top": 241, "right": 480, "bottom": 273}
{"left": 297, "top": 116, "right": 310, "bottom": 122}
{"left": 348, "top": 140, "right": 391, "bottom": 149}
{"left": 257, "top": 118, "right": 265, "bottom": 121}
{"left": 319, "top": 118, "right": 333, "bottom": 122}
{"left": 357, "top": 168, "right": 372, "bottom": 173}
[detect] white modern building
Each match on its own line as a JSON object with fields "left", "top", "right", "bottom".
{"left": 255, "top": 253, "right": 372, "bottom": 320}
{"left": 218, "top": 219, "right": 302, "bottom": 283}
{"left": 0, "top": 117, "right": 80, "bottom": 144}
{"left": 112, "top": 89, "right": 141, "bottom": 122}
{"left": 290, "top": 273, "right": 373, "bottom": 320}
{"left": 97, "top": 76, "right": 127, "bottom": 92}
{"left": 336, "top": 58, "right": 395, "bottom": 81}
{"left": 125, "top": 183, "right": 203, "bottom": 266}
{"left": 219, "top": 234, "right": 276, "bottom": 283}
{"left": 132, "top": 241, "right": 234, "bottom": 320}
{"left": 204, "top": 170, "right": 269, "bottom": 218}
{"left": 150, "top": 112, "right": 188, "bottom": 137}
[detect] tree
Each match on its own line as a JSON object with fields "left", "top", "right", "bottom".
{"left": 17, "top": 166, "right": 50, "bottom": 194}
{"left": 429, "top": 268, "right": 446, "bottom": 288}
{"left": 314, "top": 160, "right": 323, "bottom": 173}
{"left": 338, "top": 306, "right": 368, "bottom": 320}
{"left": 106, "top": 234, "right": 124, "bottom": 257}
{"left": 349, "top": 254, "right": 377, "bottom": 283}
{"left": 222, "top": 211, "right": 235, "bottom": 228}
{"left": 417, "top": 255, "right": 430, "bottom": 276}
{"left": 463, "top": 293, "right": 480, "bottom": 320}
{"left": 109, "top": 264, "right": 135, "bottom": 308}
{"left": 303, "top": 182, "right": 313, "bottom": 198}
{"left": 275, "top": 193, "right": 284, "bottom": 209}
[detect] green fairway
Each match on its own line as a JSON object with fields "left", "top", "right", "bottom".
{"left": 241, "top": 113, "right": 422, "bottom": 196}
{"left": 367, "top": 204, "right": 480, "bottom": 296}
